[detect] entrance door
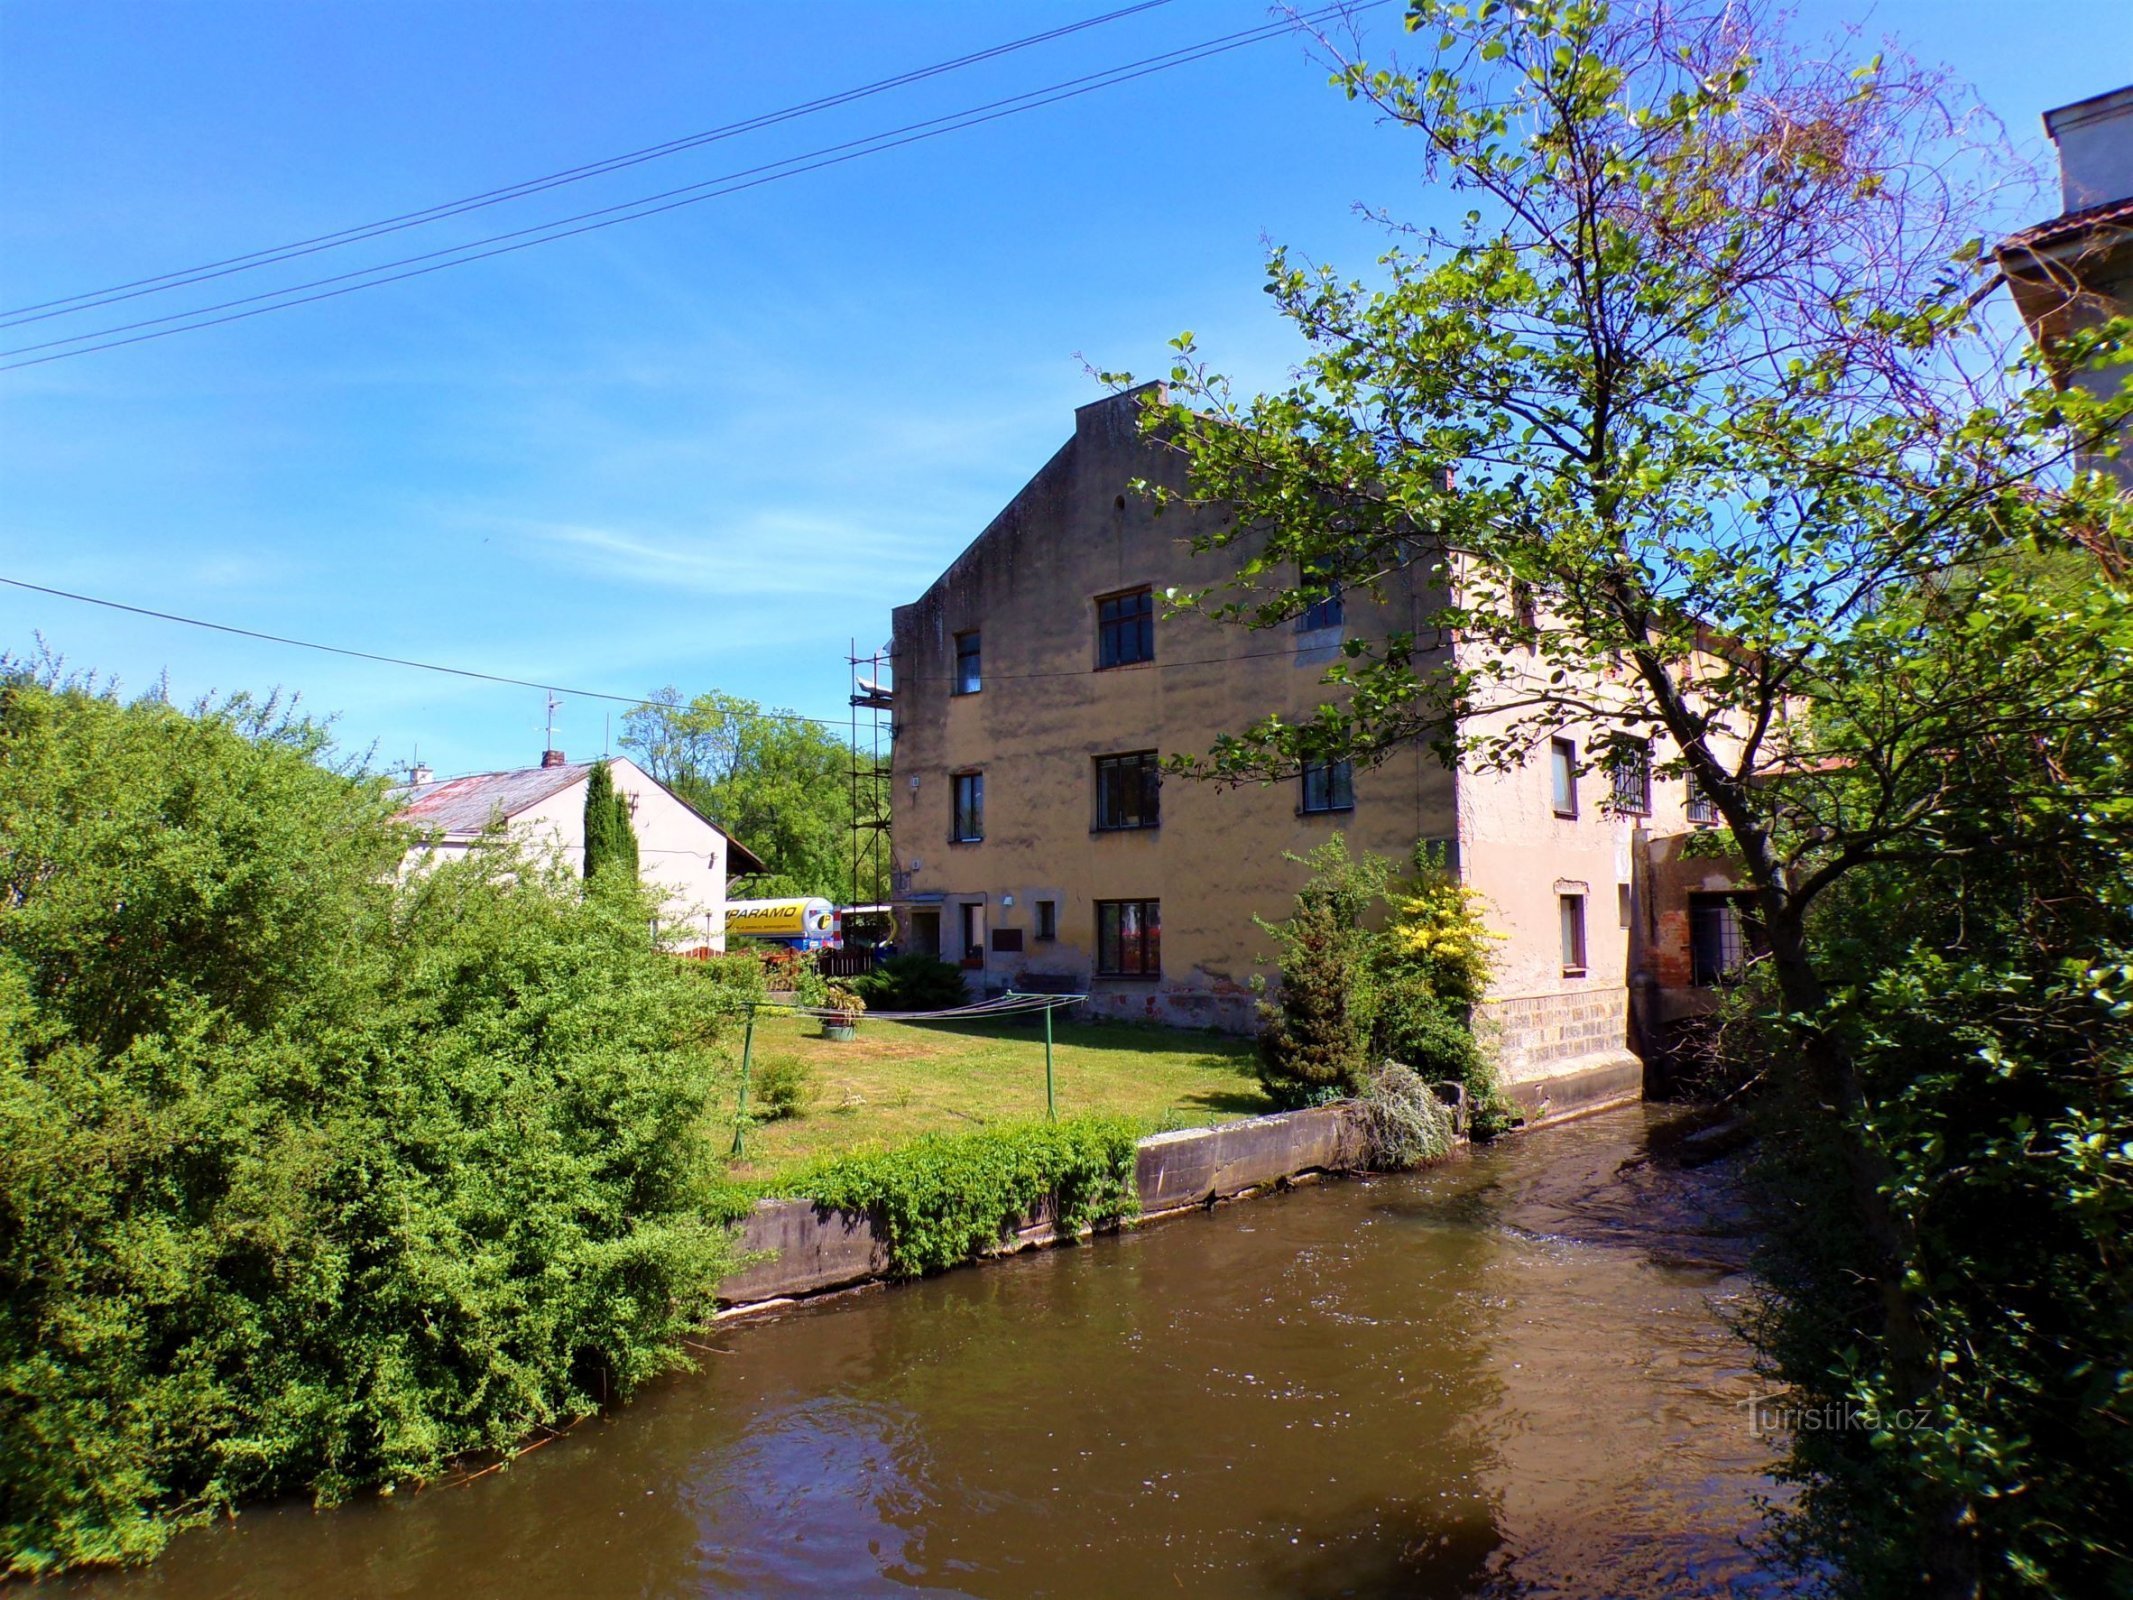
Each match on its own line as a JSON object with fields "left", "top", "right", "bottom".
{"left": 910, "top": 910, "right": 940, "bottom": 958}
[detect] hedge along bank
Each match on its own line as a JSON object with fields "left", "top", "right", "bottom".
{"left": 715, "top": 1100, "right": 1379, "bottom": 1308}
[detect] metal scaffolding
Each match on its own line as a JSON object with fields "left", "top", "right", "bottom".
{"left": 847, "top": 639, "right": 893, "bottom": 909}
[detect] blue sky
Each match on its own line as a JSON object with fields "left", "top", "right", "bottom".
{"left": 3, "top": 0, "right": 2128, "bottom": 778}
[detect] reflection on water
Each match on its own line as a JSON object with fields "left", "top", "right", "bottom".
{"left": 74, "top": 1106, "right": 1782, "bottom": 1599}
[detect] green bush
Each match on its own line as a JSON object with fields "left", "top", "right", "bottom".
{"left": 751, "top": 1055, "right": 814, "bottom": 1120}
{"left": 1256, "top": 838, "right": 1511, "bottom": 1128}
{"left": 0, "top": 678, "right": 743, "bottom": 1576}
{"left": 786, "top": 1116, "right": 1140, "bottom": 1277}
{"left": 851, "top": 953, "right": 969, "bottom": 1013}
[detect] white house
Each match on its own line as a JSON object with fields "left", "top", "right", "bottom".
{"left": 394, "top": 749, "right": 764, "bottom": 952}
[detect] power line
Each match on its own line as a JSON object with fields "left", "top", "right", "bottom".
{"left": 0, "top": 574, "right": 853, "bottom": 728}
{"left": 0, "top": 0, "right": 1178, "bottom": 329}
{"left": 0, "top": 2, "right": 1386, "bottom": 372}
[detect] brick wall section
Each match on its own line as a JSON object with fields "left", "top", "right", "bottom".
{"left": 1479, "top": 989, "right": 1630, "bottom": 1082}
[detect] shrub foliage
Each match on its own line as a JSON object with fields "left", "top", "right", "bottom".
{"left": 789, "top": 1117, "right": 1141, "bottom": 1278}
{"left": 0, "top": 680, "right": 741, "bottom": 1575}
{"left": 851, "top": 953, "right": 970, "bottom": 1013}
{"left": 1256, "top": 838, "right": 1511, "bottom": 1131}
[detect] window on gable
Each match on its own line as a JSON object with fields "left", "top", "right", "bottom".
{"left": 1301, "top": 758, "right": 1355, "bottom": 814}
{"left": 1550, "top": 738, "right": 1579, "bottom": 817}
{"left": 1298, "top": 555, "right": 1344, "bottom": 631}
{"left": 1095, "top": 751, "right": 1160, "bottom": 831}
{"left": 1096, "top": 899, "right": 1160, "bottom": 977}
{"left": 952, "top": 772, "right": 984, "bottom": 843}
{"left": 1610, "top": 738, "right": 1652, "bottom": 815}
{"left": 954, "top": 631, "right": 981, "bottom": 695}
{"left": 1097, "top": 588, "right": 1155, "bottom": 668}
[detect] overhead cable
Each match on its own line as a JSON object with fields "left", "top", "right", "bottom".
{"left": 0, "top": 573, "right": 851, "bottom": 727}
{"left": 0, "top": 2, "right": 1387, "bottom": 372}
{"left": 0, "top": 0, "right": 1178, "bottom": 328}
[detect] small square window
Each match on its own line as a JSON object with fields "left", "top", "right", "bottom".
{"left": 1550, "top": 739, "right": 1579, "bottom": 817}
{"left": 1035, "top": 899, "right": 1058, "bottom": 941}
{"left": 952, "top": 772, "right": 983, "bottom": 843}
{"left": 1686, "top": 770, "right": 1720, "bottom": 824}
{"left": 1097, "top": 589, "right": 1155, "bottom": 668}
{"left": 1301, "top": 758, "right": 1355, "bottom": 814}
{"left": 1095, "top": 751, "right": 1161, "bottom": 830}
{"left": 1559, "top": 893, "right": 1587, "bottom": 974}
{"left": 953, "top": 631, "right": 981, "bottom": 695}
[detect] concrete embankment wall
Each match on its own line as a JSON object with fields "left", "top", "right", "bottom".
{"left": 716, "top": 1103, "right": 1367, "bottom": 1309}
{"left": 715, "top": 1056, "right": 1641, "bottom": 1311}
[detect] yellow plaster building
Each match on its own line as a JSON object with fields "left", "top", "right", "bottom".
{"left": 888, "top": 389, "right": 1745, "bottom": 1116}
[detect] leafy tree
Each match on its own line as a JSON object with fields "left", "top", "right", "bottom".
{"left": 622, "top": 689, "right": 884, "bottom": 902}
{"left": 0, "top": 675, "right": 741, "bottom": 1575}
{"left": 1117, "top": 3, "right": 2132, "bottom": 1590}
{"left": 581, "top": 757, "right": 637, "bottom": 881}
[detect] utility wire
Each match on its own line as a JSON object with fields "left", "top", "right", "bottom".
{"left": 0, "top": 0, "right": 1177, "bottom": 328}
{"left": 0, "top": 574, "right": 853, "bottom": 728}
{"left": 0, "top": 2, "right": 1385, "bottom": 372}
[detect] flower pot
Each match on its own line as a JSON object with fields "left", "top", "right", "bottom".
{"left": 822, "top": 1018, "right": 858, "bottom": 1042}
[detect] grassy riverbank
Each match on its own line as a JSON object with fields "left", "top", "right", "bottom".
{"left": 721, "top": 1013, "right": 1266, "bottom": 1183}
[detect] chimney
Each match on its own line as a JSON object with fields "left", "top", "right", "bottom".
{"left": 541, "top": 749, "right": 568, "bottom": 768}
{"left": 2044, "top": 85, "right": 2133, "bottom": 212}
{"left": 409, "top": 763, "right": 434, "bottom": 785}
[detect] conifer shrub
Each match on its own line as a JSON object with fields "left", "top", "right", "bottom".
{"left": 1257, "top": 838, "right": 1512, "bottom": 1130}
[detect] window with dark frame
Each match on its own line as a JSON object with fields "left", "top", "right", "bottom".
{"left": 1297, "top": 556, "right": 1344, "bottom": 631}
{"left": 953, "top": 631, "right": 981, "bottom": 695}
{"left": 1690, "top": 893, "right": 1766, "bottom": 985}
{"left": 1559, "top": 893, "right": 1587, "bottom": 973}
{"left": 1094, "top": 751, "right": 1161, "bottom": 830}
{"left": 1097, "top": 588, "right": 1155, "bottom": 667}
{"left": 1550, "top": 738, "right": 1579, "bottom": 817}
{"left": 1035, "top": 899, "right": 1057, "bottom": 941}
{"left": 951, "top": 771, "right": 983, "bottom": 842}
{"left": 1096, "top": 899, "right": 1160, "bottom": 977}
{"left": 959, "top": 902, "right": 982, "bottom": 961}
{"left": 1611, "top": 738, "right": 1652, "bottom": 815}
{"left": 1300, "top": 758, "right": 1355, "bottom": 814}
{"left": 1686, "top": 770, "right": 1720, "bottom": 824}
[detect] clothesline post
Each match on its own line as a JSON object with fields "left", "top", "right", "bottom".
{"left": 1044, "top": 1001, "right": 1056, "bottom": 1122}
{"left": 729, "top": 1007, "right": 757, "bottom": 1159}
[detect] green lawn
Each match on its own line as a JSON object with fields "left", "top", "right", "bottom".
{"left": 720, "top": 1011, "right": 1269, "bottom": 1183}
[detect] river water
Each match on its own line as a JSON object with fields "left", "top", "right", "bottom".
{"left": 79, "top": 1105, "right": 1783, "bottom": 1599}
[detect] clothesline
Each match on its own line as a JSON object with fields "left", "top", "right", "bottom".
{"left": 748, "top": 990, "right": 1089, "bottom": 1023}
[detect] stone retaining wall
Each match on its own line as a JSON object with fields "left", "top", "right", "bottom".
{"left": 714, "top": 1080, "right": 1646, "bottom": 1314}
{"left": 717, "top": 1103, "right": 1365, "bottom": 1309}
